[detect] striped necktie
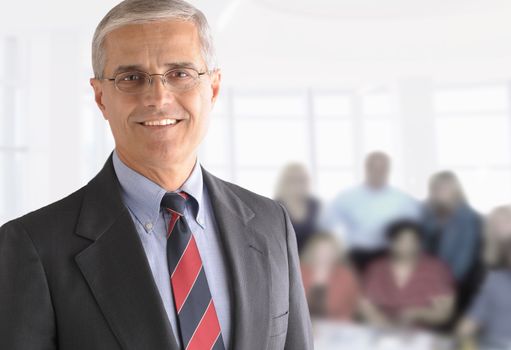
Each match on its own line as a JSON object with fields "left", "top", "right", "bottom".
{"left": 161, "top": 192, "right": 226, "bottom": 350}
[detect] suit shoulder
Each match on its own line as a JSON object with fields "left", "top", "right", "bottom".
{"left": 209, "top": 175, "right": 284, "bottom": 219}
{"left": 3, "top": 185, "right": 87, "bottom": 235}
{"left": 222, "top": 178, "right": 281, "bottom": 208}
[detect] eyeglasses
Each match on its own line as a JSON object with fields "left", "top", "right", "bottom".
{"left": 100, "top": 67, "right": 208, "bottom": 94}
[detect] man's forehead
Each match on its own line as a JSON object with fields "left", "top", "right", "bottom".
{"left": 106, "top": 20, "right": 199, "bottom": 40}
{"left": 102, "top": 20, "right": 203, "bottom": 72}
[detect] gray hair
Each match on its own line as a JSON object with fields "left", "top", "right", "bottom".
{"left": 91, "top": 0, "right": 217, "bottom": 78}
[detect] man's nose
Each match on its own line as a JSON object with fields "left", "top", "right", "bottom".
{"left": 143, "top": 75, "right": 175, "bottom": 108}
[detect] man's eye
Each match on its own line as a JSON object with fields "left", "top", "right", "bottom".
{"left": 122, "top": 74, "right": 142, "bottom": 81}
{"left": 169, "top": 70, "right": 191, "bottom": 79}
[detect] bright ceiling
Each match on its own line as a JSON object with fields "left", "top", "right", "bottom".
{"left": 253, "top": 0, "right": 505, "bottom": 19}
{"left": 2, "top": 0, "right": 511, "bottom": 87}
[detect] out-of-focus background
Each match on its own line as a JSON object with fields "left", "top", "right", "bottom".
{"left": 3, "top": 0, "right": 511, "bottom": 349}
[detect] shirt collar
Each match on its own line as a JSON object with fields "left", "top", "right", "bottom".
{"left": 112, "top": 150, "right": 206, "bottom": 233}
{"left": 362, "top": 183, "right": 391, "bottom": 194}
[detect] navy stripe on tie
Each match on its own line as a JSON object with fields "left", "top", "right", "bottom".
{"left": 211, "top": 334, "right": 225, "bottom": 350}
{"left": 177, "top": 267, "right": 212, "bottom": 347}
{"left": 166, "top": 219, "right": 192, "bottom": 274}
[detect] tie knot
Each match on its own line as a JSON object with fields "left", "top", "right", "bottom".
{"left": 161, "top": 192, "right": 188, "bottom": 216}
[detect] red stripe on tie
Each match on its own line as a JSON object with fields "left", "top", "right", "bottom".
{"left": 171, "top": 235, "right": 203, "bottom": 312}
{"left": 178, "top": 191, "right": 189, "bottom": 200}
{"left": 165, "top": 211, "right": 181, "bottom": 239}
{"left": 186, "top": 300, "right": 222, "bottom": 350}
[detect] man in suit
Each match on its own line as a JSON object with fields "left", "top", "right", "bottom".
{"left": 0, "top": 0, "right": 313, "bottom": 349}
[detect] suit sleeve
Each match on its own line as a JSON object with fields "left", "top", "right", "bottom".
{"left": 278, "top": 204, "right": 314, "bottom": 350}
{"left": 0, "top": 220, "right": 56, "bottom": 350}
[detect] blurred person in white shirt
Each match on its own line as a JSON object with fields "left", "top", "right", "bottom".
{"left": 321, "top": 151, "right": 420, "bottom": 272}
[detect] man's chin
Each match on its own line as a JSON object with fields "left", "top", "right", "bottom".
{"left": 139, "top": 144, "right": 193, "bottom": 164}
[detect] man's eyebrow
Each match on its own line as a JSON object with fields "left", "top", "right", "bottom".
{"left": 112, "top": 64, "right": 145, "bottom": 75}
{"left": 163, "top": 62, "right": 200, "bottom": 70}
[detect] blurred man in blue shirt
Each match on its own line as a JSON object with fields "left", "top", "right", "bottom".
{"left": 322, "top": 151, "right": 420, "bottom": 271}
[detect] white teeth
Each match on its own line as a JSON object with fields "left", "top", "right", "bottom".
{"left": 142, "top": 119, "right": 178, "bottom": 126}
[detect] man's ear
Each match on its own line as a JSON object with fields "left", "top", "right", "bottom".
{"left": 90, "top": 78, "right": 108, "bottom": 120}
{"left": 209, "top": 69, "right": 221, "bottom": 107}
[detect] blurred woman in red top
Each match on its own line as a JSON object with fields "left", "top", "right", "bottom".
{"left": 300, "top": 232, "right": 360, "bottom": 321}
{"left": 360, "top": 219, "right": 455, "bottom": 329}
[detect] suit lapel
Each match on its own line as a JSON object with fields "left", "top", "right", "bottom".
{"left": 74, "top": 155, "right": 178, "bottom": 350}
{"left": 202, "top": 168, "right": 272, "bottom": 350}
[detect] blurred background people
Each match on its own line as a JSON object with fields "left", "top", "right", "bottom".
{"left": 360, "top": 220, "right": 455, "bottom": 330}
{"left": 322, "top": 151, "right": 420, "bottom": 272}
{"left": 457, "top": 239, "right": 511, "bottom": 350}
{"left": 421, "top": 171, "right": 483, "bottom": 321}
{"left": 300, "top": 232, "right": 360, "bottom": 322}
{"left": 275, "top": 163, "right": 320, "bottom": 253}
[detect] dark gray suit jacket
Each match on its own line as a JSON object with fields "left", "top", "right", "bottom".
{"left": 0, "top": 156, "right": 313, "bottom": 350}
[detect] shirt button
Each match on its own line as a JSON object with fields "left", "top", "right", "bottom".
{"left": 145, "top": 222, "right": 153, "bottom": 231}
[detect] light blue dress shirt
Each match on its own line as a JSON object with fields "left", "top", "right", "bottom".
{"left": 112, "top": 151, "right": 231, "bottom": 348}
{"left": 321, "top": 184, "right": 420, "bottom": 250}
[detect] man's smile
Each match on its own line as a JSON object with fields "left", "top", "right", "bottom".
{"left": 137, "top": 118, "right": 184, "bottom": 127}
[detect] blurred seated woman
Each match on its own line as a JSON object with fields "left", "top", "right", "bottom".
{"left": 457, "top": 239, "right": 511, "bottom": 350}
{"left": 275, "top": 163, "right": 321, "bottom": 254}
{"left": 421, "top": 171, "right": 482, "bottom": 320}
{"left": 360, "top": 220, "right": 455, "bottom": 329}
{"left": 300, "top": 232, "right": 360, "bottom": 321}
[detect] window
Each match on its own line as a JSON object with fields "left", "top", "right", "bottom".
{"left": 233, "top": 91, "right": 309, "bottom": 198}
{"left": 199, "top": 89, "right": 401, "bottom": 202}
{"left": 361, "top": 91, "right": 404, "bottom": 187}
{"left": 434, "top": 84, "right": 511, "bottom": 211}
{"left": 313, "top": 92, "right": 356, "bottom": 200}
{"left": 200, "top": 92, "right": 232, "bottom": 180}
{"left": 0, "top": 37, "right": 28, "bottom": 223}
